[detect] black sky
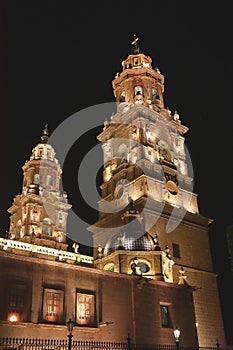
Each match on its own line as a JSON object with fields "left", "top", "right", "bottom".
{"left": 1, "top": 0, "right": 233, "bottom": 343}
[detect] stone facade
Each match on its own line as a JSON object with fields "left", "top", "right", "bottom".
{"left": 0, "top": 250, "right": 198, "bottom": 347}
{"left": 0, "top": 37, "right": 227, "bottom": 348}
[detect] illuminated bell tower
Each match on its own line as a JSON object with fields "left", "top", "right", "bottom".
{"left": 89, "top": 36, "right": 226, "bottom": 346}
{"left": 7, "top": 125, "right": 71, "bottom": 251}
{"left": 90, "top": 35, "right": 198, "bottom": 272}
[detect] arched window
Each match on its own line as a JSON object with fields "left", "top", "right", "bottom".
{"left": 116, "top": 143, "right": 128, "bottom": 162}
{"left": 152, "top": 88, "right": 158, "bottom": 99}
{"left": 119, "top": 91, "right": 125, "bottom": 102}
{"left": 46, "top": 175, "right": 52, "bottom": 187}
{"left": 42, "top": 218, "right": 52, "bottom": 236}
{"left": 134, "top": 86, "right": 143, "bottom": 95}
{"left": 34, "top": 174, "right": 40, "bottom": 184}
{"left": 16, "top": 219, "right": 21, "bottom": 237}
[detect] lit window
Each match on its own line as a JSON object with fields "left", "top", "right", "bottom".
{"left": 116, "top": 143, "right": 128, "bottom": 159}
{"left": 172, "top": 243, "right": 181, "bottom": 258}
{"left": 160, "top": 305, "right": 171, "bottom": 327}
{"left": 46, "top": 175, "right": 52, "bottom": 187}
{"left": 152, "top": 89, "right": 158, "bottom": 99}
{"left": 7, "top": 288, "right": 24, "bottom": 322}
{"left": 42, "top": 288, "right": 64, "bottom": 323}
{"left": 34, "top": 174, "right": 40, "bottom": 184}
{"left": 134, "top": 86, "right": 143, "bottom": 95}
{"left": 42, "top": 218, "right": 52, "bottom": 236}
{"left": 76, "top": 291, "right": 96, "bottom": 327}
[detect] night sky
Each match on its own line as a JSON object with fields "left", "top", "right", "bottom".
{"left": 1, "top": 1, "right": 233, "bottom": 343}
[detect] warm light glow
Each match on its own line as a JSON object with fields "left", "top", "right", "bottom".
{"left": 67, "top": 318, "right": 74, "bottom": 333}
{"left": 9, "top": 314, "right": 18, "bottom": 322}
{"left": 173, "top": 328, "right": 181, "bottom": 341}
{"left": 0, "top": 238, "right": 93, "bottom": 265}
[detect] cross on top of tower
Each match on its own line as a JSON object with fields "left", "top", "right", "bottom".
{"left": 131, "top": 34, "right": 140, "bottom": 54}
{"left": 41, "top": 123, "right": 49, "bottom": 143}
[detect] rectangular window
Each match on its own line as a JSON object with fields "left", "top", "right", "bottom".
{"left": 172, "top": 243, "right": 180, "bottom": 258}
{"left": 42, "top": 288, "right": 64, "bottom": 323}
{"left": 7, "top": 286, "right": 25, "bottom": 322}
{"left": 160, "top": 305, "right": 170, "bottom": 327}
{"left": 76, "top": 290, "right": 96, "bottom": 326}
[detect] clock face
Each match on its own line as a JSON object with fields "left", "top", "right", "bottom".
{"left": 112, "top": 181, "right": 130, "bottom": 210}
{"left": 115, "top": 185, "right": 124, "bottom": 199}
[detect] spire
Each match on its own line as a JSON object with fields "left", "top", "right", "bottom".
{"left": 131, "top": 34, "right": 140, "bottom": 54}
{"left": 41, "top": 123, "right": 49, "bottom": 143}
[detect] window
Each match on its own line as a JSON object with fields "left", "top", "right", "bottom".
{"left": 134, "top": 86, "right": 143, "bottom": 95}
{"left": 46, "top": 175, "right": 52, "bottom": 187}
{"left": 16, "top": 219, "right": 21, "bottom": 237}
{"left": 119, "top": 91, "right": 125, "bottom": 102}
{"left": 34, "top": 174, "right": 40, "bottom": 184}
{"left": 152, "top": 88, "right": 158, "bottom": 99}
{"left": 7, "top": 287, "right": 24, "bottom": 322}
{"left": 38, "top": 148, "right": 43, "bottom": 157}
{"left": 5, "top": 283, "right": 30, "bottom": 322}
{"left": 160, "top": 305, "right": 170, "bottom": 327}
{"left": 172, "top": 243, "right": 181, "bottom": 258}
{"left": 137, "top": 262, "right": 149, "bottom": 273}
{"left": 42, "top": 218, "right": 52, "bottom": 236}
{"left": 116, "top": 143, "right": 128, "bottom": 163}
{"left": 42, "top": 288, "right": 64, "bottom": 323}
{"left": 76, "top": 290, "right": 96, "bottom": 327}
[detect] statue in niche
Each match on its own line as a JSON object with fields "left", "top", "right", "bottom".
{"left": 116, "top": 143, "right": 128, "bottom": 164}
{"left": 32, "top": 205, "right": 39, "bottom": 222}
{"left": 157, "top": 140, "right": 172, "bottom": 162}
{"left": 30, "top": 228, "right": 36, "bottom": 243}
{"left": 131, "top": 151, "right": 137, "bottom": 164}
{"left": 131, "top": 257, "right": 142, "bottom": 276}
{"left": 106, "top": 145, "right": 112, "bottom": 160}
{"left": 162, "top": 255, "right": 174, "bottom": 282}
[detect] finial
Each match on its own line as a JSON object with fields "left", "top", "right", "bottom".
{"left": 72, "top": 242, "right": 79, "bottom": 253}
{"left": 97, "top": 244, "right": 103, "bottom": 258}
{"left": 103, "top": 118, "right": 109, "bottom": 130}
{"left": 154, "top": 233, "right": 161, "bottom": 251}
{"left": 41, "top": 123, "right": 49, "bottom": 143}
{"left": 131, "top": 34, "right": 140, "bottom": 54}
{"left": 173, "top": 110, "right": 181, "bottom": 123}
{"left": 178, "top": 266, "right": 188, "bottom": 285}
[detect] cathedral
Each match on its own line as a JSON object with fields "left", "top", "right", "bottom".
{"left": 0, "top": 37, "right": 227, "bottom": 349}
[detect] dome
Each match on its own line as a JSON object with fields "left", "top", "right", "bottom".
{"left": 104, "top": 218, "right": 154, "bottom": 256}
{"left": 29, "top": 125, "right": 58, "bottom": 163}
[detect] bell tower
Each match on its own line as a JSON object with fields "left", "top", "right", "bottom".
{"left": 88, "top": 36, "right": 226, "bottom": 346}
{"left": 7, "top": 125, "right": 71, "bottom": 251}
{"left": 113, "top": 34, "right": 165, "bottom": 111}
{"left": 90, "top": 35, "right": 198, "bottom": 262}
